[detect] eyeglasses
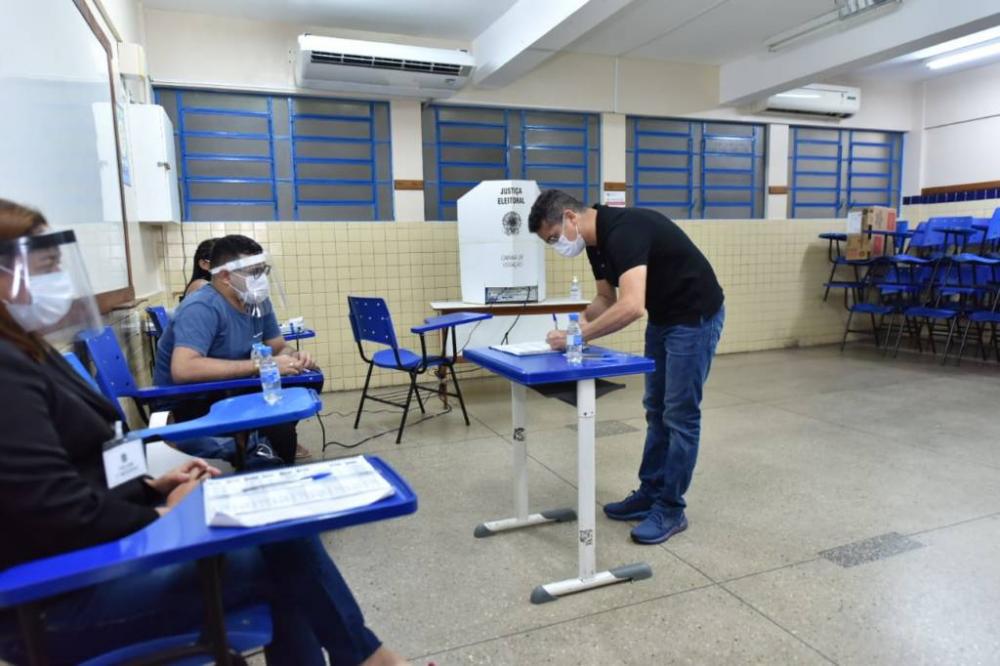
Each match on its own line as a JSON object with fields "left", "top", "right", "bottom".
{"left": 234, "top": 264, "right": 271, "bottom": 279}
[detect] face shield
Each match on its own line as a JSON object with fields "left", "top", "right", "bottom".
{"left": 210, "top": 252, "right": 286, "bottom": 317}
{"left": 0, "top": 230, "right": 103, "bottom": 342}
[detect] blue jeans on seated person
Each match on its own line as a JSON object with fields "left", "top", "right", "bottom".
{"left": 174, "top": 432, "right": 283, "bottom": 470}
{"left": 0, "top": 536, "right": 381, "bottom": 665}
{"left": 638, "top": 306, "right": 724, "bottom": 521}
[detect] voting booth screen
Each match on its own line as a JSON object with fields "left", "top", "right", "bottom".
{"left": 457, "top": 180, "right": 545, "bottom": 305}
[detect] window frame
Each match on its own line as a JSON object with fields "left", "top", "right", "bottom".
{"left": 626, "top": 116, "right": 766, "bottom": 220}
{"left": 154, "top": 87, "right": 393, "bottom": 222}
{"left": 423, "top": 104, "right": 600, "bottom": 221}
{"left": 788, "top": 126, "right": 904, "bottom": 218}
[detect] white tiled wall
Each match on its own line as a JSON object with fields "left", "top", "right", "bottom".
{"left": 156, "top": 218, "right": 847, "bottom": 391}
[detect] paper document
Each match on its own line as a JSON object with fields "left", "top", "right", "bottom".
{"left": 490, "top": 342, "right": 560, "bottom": 356}
{"left": 203, "top": 456, "right": 394, "bottom": 528}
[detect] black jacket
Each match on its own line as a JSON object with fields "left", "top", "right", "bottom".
{"left": 0, "top": 339, "right": 159, "bottom": 569}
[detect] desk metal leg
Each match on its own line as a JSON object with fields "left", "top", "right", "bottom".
{"left": 198, "top": 555, "right": 235, "bottom": 665}
{"left": 474, "top": 382, "right": 576, "bottom": 537}
{"left": 16, "top": 603, "right": 48, "bottom": 666}
{"left": 530, "top": 378, "right": 652, "bottom": 604}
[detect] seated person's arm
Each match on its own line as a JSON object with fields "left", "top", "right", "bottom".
{"left": 171, "top": 346, "right": 256, "bottom": 383}
{"left": 0, "top": 356, "right": 159, "bottom": 551}
{"left": 262, "top": 308, "right": 319, "bottom": 372}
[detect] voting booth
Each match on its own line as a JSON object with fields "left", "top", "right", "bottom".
{"left": 457, "top": 180, "right": 545, "bottom": 304}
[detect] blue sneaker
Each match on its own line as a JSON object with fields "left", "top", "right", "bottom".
{"left": 630, "top": 511, "right": 688, "bottom": 545}
{"left": 603, "top": 489, "right": 654, "bottom": 521}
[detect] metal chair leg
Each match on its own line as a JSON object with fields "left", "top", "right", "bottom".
{"left": 354, "top": 364, "right": 374, "bottom": 430}
{"left": 413, "top": 375, "right": 426, "bottom": 414}
{"left": 941, "top": 318, "right": 958, "bottom": 365}
{"left": 448, "top": 363, "right": 471, "bottom": 426}
{"left": 841, "top": 310, "right": 854, "bottom": 351}
{"left": 823, "top": 261, "right": 837, "bottom": 302}
{"left": 396, "top": 374, "right": 418, "bottom": 444}
{"left": 956, "top": 319, "right": 974, "bottom": 365}
{"left": 894, "top": 316, "right": 910, "bottom": 358}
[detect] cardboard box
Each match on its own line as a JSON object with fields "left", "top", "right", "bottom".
{"left": 846, "top": 206, "right": 897, "bottom": 260}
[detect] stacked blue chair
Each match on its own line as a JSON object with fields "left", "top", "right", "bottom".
{"left": 884, "top": 219, "right": 959, "bottom": 359}
{"left": 950, "top": 208, "right": 1000, "bottom": 363}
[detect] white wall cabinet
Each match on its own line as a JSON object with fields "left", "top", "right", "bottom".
{"left": 127, "top": 104, "right": 180, "bottom": 223}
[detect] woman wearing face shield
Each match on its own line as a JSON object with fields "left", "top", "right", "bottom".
{"left": 0, "top": 200, "right": 408, "bottom": 666}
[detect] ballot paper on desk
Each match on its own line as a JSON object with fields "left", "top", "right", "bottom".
{"left": 489, "top": 341, "right": 560, "bottom": 356}
{"left": 203, "top": 456, "right": 394, "bottom": 528}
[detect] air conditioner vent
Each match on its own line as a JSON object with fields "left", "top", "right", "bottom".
{"left": 297, "top": 35, "right": 475, "bottom": 98}
{"left": 310, "top": 51, "right": 466, "bottom": 76}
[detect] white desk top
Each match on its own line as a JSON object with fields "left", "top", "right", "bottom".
{"left": 431, "top": 298, "right": 586, "bottom": 310}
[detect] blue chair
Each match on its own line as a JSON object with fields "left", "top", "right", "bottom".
{"left": 839, "top": 257, "right": 896, "bottom": 351}
{"left": 146, "top": 305, "right": 170, "bottom": 338}
{"left": 62, "top": 351, "right": 101, "bottom": 394}
{"left": 347, "top": 297, "right": 490, "bottom": 444}
{"left": 80, "top": 326, "right": 324, "bottom": 423}
{"left": 79, "top": 605, "right": 272, "bottom": 666}
{"left": 143, "top": 306, "right": 171, "bottom": 374}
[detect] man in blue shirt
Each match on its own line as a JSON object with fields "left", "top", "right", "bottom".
{"left": 154, "top": 234, "right": 320, "bottom": 463}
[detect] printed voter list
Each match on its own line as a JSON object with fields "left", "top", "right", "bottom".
{"left": 203, "top": 456, "right": 395, "bottom": 527}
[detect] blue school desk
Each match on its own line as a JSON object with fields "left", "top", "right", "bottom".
{"left": 0, "top": 388, "right": 417, "bottom": 665}
{"left": 462, "top": 346, "right": 655, "bottom": 603}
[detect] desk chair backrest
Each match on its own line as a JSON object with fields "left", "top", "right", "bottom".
{"left": 145, "top": 306, "right": 170, "bottom": 337}
{"left": 62, "top": 351, "right": 101, "bottom": 393}
{"left": 80, "top": 326, "right": 139, "bottom": 402}
{"left": 63, "top": 350, "right": 129, "bottom": 424}
{"left": 985, "top": 208, "right": 1000, "bottom": 250}
{"left": 347, "top": 296, "right": 400, "bottom": 350}
{"left": 925, "top": 217, "right": 957, "bottom": 249}
{"left": 910, "top": 220, "right": 947, "bottom": 253}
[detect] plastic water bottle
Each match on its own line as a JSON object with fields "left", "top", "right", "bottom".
{"left": 250, "top": 342, "right": 266, "bottom": 373}
{"left": 566, "top": 313, "right": 583, "bottom": 365}
{"left": 569, "top": 275, "right": 582, "bottom": 301}
{"left": 258, "top": 346, "right": 282, "bottom": 405}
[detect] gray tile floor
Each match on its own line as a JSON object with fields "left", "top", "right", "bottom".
{"left": 291, "top": 344, "right": 1000, "bottom": 665}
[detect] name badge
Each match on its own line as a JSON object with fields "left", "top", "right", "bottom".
{"left": 103, "top": 435, "right": 148, "bottom": 489}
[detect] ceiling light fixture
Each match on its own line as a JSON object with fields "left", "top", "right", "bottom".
{"left": 926, "top": 41, "right": 1000, "bottom": 70}
{"left": 765, "top": 0, "right": 902, "bottom": 53}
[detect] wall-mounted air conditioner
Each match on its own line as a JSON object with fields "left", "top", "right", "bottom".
{"left": 750, "top": 84, "right": 861, "bottom": 119}
{"left": 295, "top": 35, "right": 475, "bottom": 98}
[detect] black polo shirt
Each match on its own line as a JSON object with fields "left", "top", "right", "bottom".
{"left": 585, "top": 205, "right": 724, "bottom": 326}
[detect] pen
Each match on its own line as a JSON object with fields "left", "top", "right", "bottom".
{"left": 242, "top": 471, "right": 331, "bottom": 493}
{"left": 552, "top": 313, "right": 559, "bottom": 328}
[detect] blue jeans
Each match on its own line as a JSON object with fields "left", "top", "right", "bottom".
{"left": 0, "top": 536, "right": 380, "bottom": 665}
{"left": 639, "top": 306, "right": 724, "bottom": 518}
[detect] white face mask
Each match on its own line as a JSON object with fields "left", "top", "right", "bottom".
{"left": 4, "top": 271, "right": 76, "bottom": 331}
{"left": 552, "top": 216, "right": 586, "bottom": 258}
{"left": 230, "top": 272, "right": 270, "bottom": 308}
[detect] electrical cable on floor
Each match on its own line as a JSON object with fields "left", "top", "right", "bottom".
{"left": 315, "top": 382, "right": 455, "bottom": 452}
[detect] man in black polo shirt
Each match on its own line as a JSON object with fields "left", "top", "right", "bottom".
{"left": 528, "top": 189, "right": 725, "bottom": 545}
